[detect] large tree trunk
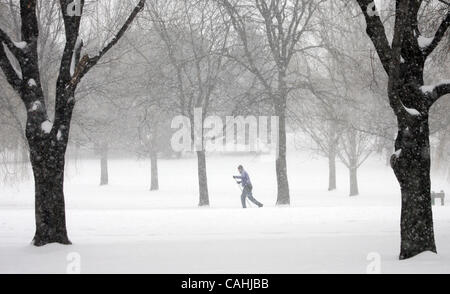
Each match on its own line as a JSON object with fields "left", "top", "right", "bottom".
{"left": 391, "top": 116, "right": 436, "bottom": 260}
{"left": 150, "top": 150, "right": 159, "bottom": 191}
{"left": 197, "top": 150, "right": 209, "bottom": 206}
{"left": 349, "top": 167, "right": 359, "bottom": 196}
{"left": 29, "top": 140, "right": 70, "bottom": 246}
{"left": 23, "top": 81, "right": 72, "bottom": 246}
{"left": 328, "top": 148, "right": 337, "bottom": 191}
{"left": 99, "top": 143, "right": 108, "bottom": 186}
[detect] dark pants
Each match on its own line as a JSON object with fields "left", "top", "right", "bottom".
{"left": 241, "top": 184, "right": 263, "bottom": 208}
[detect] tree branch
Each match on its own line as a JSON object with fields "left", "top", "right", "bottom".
{"left": 422, "top": 12, "right": 450, "bottom": 57}
{"left": 73, "top": 0, "right": 146, "bottom": 86}
{"left": 424, "top": 81, "right": 450, "bottom": 106}
{"left": 435, "top": 83, "right": 450, "bottom": 97}
{"left": 355, "top": 0, "right": 393, "bottom": 75}
{"left": 19, "top": 0, "right": 39, "bottom": 43}
{"left": 0, "top": 41, "right": 23, "bottom": 93}
{"left": 0, "top": 28, "right": 26, "bottom": 61}
{"left": 56, "top": 0, "right": 84, "bottom": 92}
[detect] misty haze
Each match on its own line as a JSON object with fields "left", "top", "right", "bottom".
{"left": 0, "top": 0, "right": 449, "bottom": 274}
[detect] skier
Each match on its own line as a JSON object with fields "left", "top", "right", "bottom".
{"left": 233, "top": 165, "right": 263, "bottom": 208}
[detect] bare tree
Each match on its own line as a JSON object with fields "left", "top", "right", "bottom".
{"left": 289, "top": 77, "right": 344, "bottom": 192}
{"left": 147, "top": 0, "right": 231, "bottom": 206}
{"left": 218, "top": 0, "right": 324, "bottom": 205}
{"left": 338, "top": 126, "right": 373, "bottom": 196}
{"left": 355, "top": 0, "right": 450, "bottom": 259}
{"left": 0, "top": 0, "right": 145, "bottom": 246}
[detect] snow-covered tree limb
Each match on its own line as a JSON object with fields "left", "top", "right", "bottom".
{"left": 0, "top": 28, "right": 26, "bottom": 61}
{"left": 422, "top": 81, "right": 450, "bottom": 106}
{"left": 0, "top": 41, "right": 22, "bottom": 92}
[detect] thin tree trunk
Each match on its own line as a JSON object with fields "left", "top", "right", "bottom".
{"left": 197, "top": 150, "right": 209, "bottom": 206}
{"left": 100, "top": 143, "right": 108, "bottom": 186}
{"left": 391, "top": 118, "right": 436, "bottom": 259}
{"left": 20, "top": 142, "right": 29, "bottom": 163}
{"left": 150, "top": 150, "right": 159, "bottom": 191}
{"left": 433, "top": 131, "right": 448, "bottom": 173}
{"left": 328, "top": 148, "right": 337, "bottom": 191}
{"left": 349, "top": 167, "right": 359, "bottom": 196}
{"left": 447, "top": 165, "right": 450, "bottom": 183}
{"left": 275, "top": 88, "right": 290, "bottom": 205}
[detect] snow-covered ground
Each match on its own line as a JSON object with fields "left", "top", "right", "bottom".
{"left": 1, "top": 151, "right": 449, "bottom": 273}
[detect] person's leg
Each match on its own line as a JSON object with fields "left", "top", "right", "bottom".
{"left": 246, "top": 186, "right": 263, "bottom": 207}
{"left": 240, "top": 188, "right": 247, "bottom": 208}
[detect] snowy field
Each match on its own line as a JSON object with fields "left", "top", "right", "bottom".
{"left": 1, "top": 151, "right": 450, "bottom": 274}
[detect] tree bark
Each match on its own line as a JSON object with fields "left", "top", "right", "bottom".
{"left": 349, "top": 167, "right": 359, "bottom": 196}
{"left": 29, "top": 139, "right": 70, "bottom": 246}
{"left": 328, "top": 148, "right": 337, "bottom": 191}
{"left": 100, "top": 143, "right": 108, "bottom": 186}
{"left": 391, "top": 117, "right": 436, "bottom": 259}
{"left": 197, "top": 150, "right": 209, "bottom": 206}
{"left": 150, "top": 150, "right": 159, "bottom": 191}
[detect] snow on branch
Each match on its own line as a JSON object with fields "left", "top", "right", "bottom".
{"left": 421, "top": 80, "right": 450, "bottom": 106}
{"left": 0, "top": 28, "right": 26, "bottom": 91}
{"left": 41, "top": 120, "right": 53, "bottom": 134}
{"left": 13, "top": 41, "right": 27, "bottom": 49}
{"left": 0, "top": 28, "right": 26, "bottom": 60}
{"left": 417, "top": 35, "right": 433, "bottom": 49}
{"left": 393, "top": 149, "right": 402, "bottom": 158}
{"left": 402, "top": 104, "right": 421, "bottom": 116}
{"left": 0, "top": 41, "right": 23, "bottom": 92}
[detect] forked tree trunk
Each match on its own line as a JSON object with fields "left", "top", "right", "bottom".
{"left": 150, "top": 150, "right": 159, "bottom": 191}
{"left": 29, "top": 139, "right": 70, "bottom": 246}
{"left": 275, "top": 92, "right": 290, "bottom": 205}
{"left": 100, "top": 143, "right": 108, "bottom": 186}
{"left": 328, "top": 148, "right": 337, "bottom": 191}
{"left": 197, "top": 150, "right": 209, "bottom": 206}
{"left": 391, "top": 115, "right": 436, "bottom": 259}
{"left": 354, "top": 0, "right": 447, "bottom": 260}
{"left": 349, "top": 167, "right": 359, "bottom": 196}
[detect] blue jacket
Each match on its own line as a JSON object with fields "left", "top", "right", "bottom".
{"left": 235, "top": 170, "right": 252, "bottom": 187}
